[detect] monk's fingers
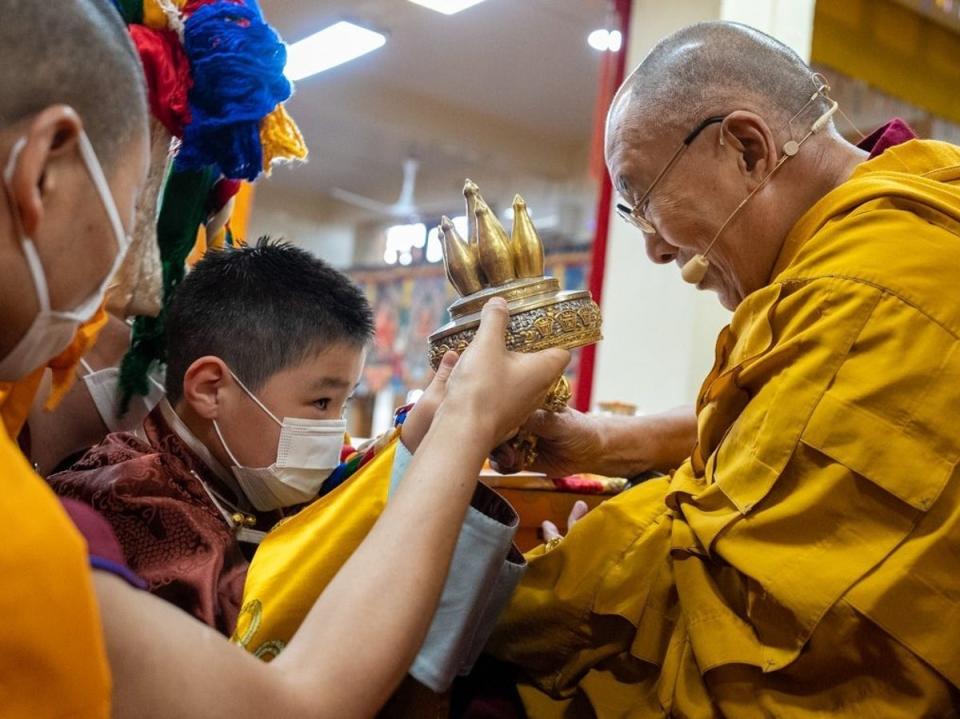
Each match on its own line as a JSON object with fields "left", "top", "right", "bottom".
{"left": 489, "top": 443, "right": 520, "bottom": 475}
{"left": 568, "top": 500, "right": 589, "bottom": 529}
{"left": 542, "top": 520, "right": 561, "bottom": 543}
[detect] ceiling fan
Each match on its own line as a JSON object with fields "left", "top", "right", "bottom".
{"left": 330, "top": 156, "right": 424, "bottom": 219}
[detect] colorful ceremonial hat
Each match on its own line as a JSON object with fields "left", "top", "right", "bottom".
{"left": 110, "top": 0, "right": 308, "bottom": 406}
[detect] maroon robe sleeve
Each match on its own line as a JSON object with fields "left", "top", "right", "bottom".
{"left": 49, "top": 431, "right": 248, "bottom": 636}
{"left": 59, "top": 498, "right": 146, "bottom": 588}
{"left": 857, "top": 118, "right": 918, "bottom": 158}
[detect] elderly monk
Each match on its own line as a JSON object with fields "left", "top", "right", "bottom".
{"left": 488, "top": 21, "right": 960, "bottom": 717}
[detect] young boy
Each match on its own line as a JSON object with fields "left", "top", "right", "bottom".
{"left": 50, "top": 239, "right": 521, "bottom": 653}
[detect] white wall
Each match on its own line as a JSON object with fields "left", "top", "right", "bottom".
{"left": 591, "top": 0, "right": 814, "bottom": 414}
{"left": 247, "top": 193, "right": 356, "bottom": 269}
{"left": 721, "top": 0, "right": 815, "bottom": 59}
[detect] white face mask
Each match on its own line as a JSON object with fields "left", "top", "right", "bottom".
{"left": 81, "top": 359, "right": 165, "bottom": 434}
{"left": 0, "top": 133, "right": 130, "bottom": 382}
{"left": 213, "top": 370, "right": 346, "bottom": 511}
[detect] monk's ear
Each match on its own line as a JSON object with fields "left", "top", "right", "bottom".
{"left": 181, "top": 356, "right": 230, "bottom": 420}
{"left": 720, "top": 112, "right": 777, "bottom": 186}
{"left": 5, "top": 105, "right": 83, "bottom": 237}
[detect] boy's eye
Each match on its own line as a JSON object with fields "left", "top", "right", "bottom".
{"left": 314, "top": 398, "right": 331, "bottom": 411}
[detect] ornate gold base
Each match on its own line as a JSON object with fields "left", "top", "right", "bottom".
{"left": 427, "top": 278, "right": 601, "bottom": 470}
{"left": 427, "top": 278, "right": 602, "bottom": 371}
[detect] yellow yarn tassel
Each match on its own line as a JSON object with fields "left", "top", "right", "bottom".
{"left": 260, "top": 104, "right": 308, "bottom": 174}
{"left": 142, "top": 0, "right": 187, "bottom": 31}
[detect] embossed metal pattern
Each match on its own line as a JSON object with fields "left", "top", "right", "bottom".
{"left": 428, "top": 295, "right": 602, "bottom": 370}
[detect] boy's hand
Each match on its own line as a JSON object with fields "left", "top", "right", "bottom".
{"left": 439, "top": 298, "right": 571, "bottom": 447}
{"left": 400, "top": 351, "right": 459, "bottom": 453}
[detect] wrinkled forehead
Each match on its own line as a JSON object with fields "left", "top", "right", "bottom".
{"left": 605, "top": 114, "right": 677, "bottom": 200}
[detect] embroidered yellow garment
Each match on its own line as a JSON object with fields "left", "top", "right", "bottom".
{"left": 490, "top": 140, "right": 960, "bottom": 717}
{"left": 0, "top": 423, "right": 112, "bottom": 718}
{"left": 232, "top": 435, "right": 398, "bottom": 657}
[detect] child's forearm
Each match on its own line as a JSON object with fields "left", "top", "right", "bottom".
{"left": 272, "top": 405, "right": 492, "bottom": 714}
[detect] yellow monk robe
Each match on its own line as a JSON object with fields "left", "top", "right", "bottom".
{"left": 0, "top": 424, "right": 112, "bottom": 718}
{"left": 233, "top": 437, "right": 399, "bottom": 657}
{"left": 490, "top": 139, "right": 960, "bottom": 717}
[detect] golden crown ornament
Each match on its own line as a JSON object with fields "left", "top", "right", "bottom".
{"left": 428, "top": 180, "right": 603, "bottom": 469}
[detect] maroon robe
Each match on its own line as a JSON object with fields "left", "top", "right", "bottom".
{"left": 49, "top": 403, "right": 283, "bottom": 635}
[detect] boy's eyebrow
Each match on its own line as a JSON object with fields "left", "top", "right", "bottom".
{"left": 311, "top": 377, "right": 355, "bottom": 390}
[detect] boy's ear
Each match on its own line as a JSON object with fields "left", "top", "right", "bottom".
{"left": 182, "top": 356, "right": 230, "bottom": 420}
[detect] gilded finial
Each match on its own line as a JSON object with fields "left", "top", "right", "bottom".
{"left": 475, "top": 199, "right": 516, "bottom": 286}
{"left": 463, "top": 179, "right": 488, "bottom": 286}
{"left": 510, "top": 194, "right": 544, "bottom": 279}
{"left": 463, "top": 179, "right": 481, "bottom": 247}
{"left": 439, "top": 216, "right": 483, "bottom": 296}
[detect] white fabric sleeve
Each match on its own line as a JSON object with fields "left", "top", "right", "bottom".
{"left": 458, "top": 542, "right": 526, "bottom": 673}
{"left": 388, "top": 441, "right": 526, "bottom": 692}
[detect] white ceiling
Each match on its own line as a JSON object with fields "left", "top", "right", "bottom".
{"left": 257, "top": 0, "right": 609, "bottom": 218}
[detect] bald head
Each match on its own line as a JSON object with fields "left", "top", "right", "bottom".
{"left": 603, "top": 22, "right": 868, "bottom": 310}
{"left": 607, "top": 21, "right": 829, "bottom": 161}
{"left": 0, "top": 0, "right": 147, "bottom": 168}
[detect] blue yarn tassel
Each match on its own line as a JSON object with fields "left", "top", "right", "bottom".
{"left": 177, "top": 0, "right": 292, "bottom": 180}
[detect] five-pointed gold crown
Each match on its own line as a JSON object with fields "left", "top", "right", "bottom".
{"left": 439, "top": 179, "right": 544, "bottom": 295}
{"left": 428, "top": 180, "right": 602, "bottom": 374}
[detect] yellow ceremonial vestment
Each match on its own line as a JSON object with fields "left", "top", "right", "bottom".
{"left": 490, "top": 139, "right": 960, "bottom": 717}
{"left": 0, "top": 425, "right": 112, "bottom": 718}
{"left": 233, "top": 438, "right": 399, "bottom": 656}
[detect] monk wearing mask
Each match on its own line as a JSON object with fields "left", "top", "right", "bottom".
{"left": 0, "top": 2, "right": 568, "bottom": 717}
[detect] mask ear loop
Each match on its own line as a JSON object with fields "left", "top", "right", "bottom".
{"left": 681, "top": 81, "right": 841, "bottom": 285}
{"left": 213, "top": 368, "right": 283, "bottom": 467}
{"left": 213, "top": 419, "right": 244, "bottom": 467}
{"left": 3, "top": 138, "right": 53, "bottom": 314}
{"left": 228, "top": 369, "right": 284, "bottom": 426}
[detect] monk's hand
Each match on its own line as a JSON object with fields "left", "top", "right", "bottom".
{"left": 400, "top": 350, "right": 459, "bottom": 453}
{"left": 439, "top": 298, "right": 571, "bottom": 447}
{"left": 490, "top": 406, "right": 604, "bottom": 477}
{"left": 542, "top": 500, "right": 589, "bottom": 543}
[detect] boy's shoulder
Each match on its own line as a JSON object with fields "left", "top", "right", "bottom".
{"left": 48, "top": 429, "right": 208, "bottom": 510}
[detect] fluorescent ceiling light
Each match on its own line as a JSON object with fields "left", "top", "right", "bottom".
{"left": 407, "top": 0, "right": 488, "bottom": 15}
{"left": 588, "top": 28, "right": 622, "bottom": 52}
{"left": 285, "top": 21, "right": 386, "bottom": 81}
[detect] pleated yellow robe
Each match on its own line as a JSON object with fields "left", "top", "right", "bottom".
{"left": 0, "top": 425, "right": 113, "bottom": 718}
{"left": 490, "top": 139, "right": 960, "bottom": 717}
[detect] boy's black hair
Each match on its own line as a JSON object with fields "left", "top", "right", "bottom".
{"left": 164, "top": 237, "right": 374, "bottom": 402}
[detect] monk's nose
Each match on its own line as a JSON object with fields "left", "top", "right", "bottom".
{"left": 645, "top": 232, "right": 677, "bottom": 265}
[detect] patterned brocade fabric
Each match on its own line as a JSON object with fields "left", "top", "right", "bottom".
{"left": 59, "top": 498, "right": 146, "bottom": 588}
{"left": 48, "top": 402, "right": 399, "bottom": 636}
{"left": 49, "top": 406, "right": 268, "bottom": 635}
